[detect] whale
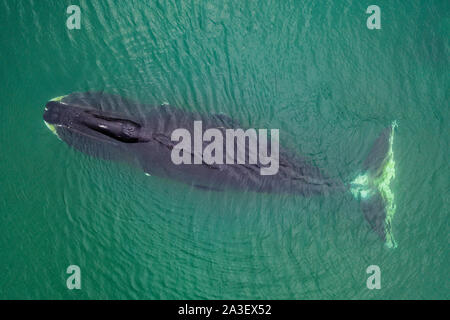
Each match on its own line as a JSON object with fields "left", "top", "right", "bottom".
{"left": 43, "top": 92, "right": 398, "bottom": 248}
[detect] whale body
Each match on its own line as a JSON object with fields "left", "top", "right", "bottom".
{"left": 43, "top": 92, "right": 398, "bottom": 247}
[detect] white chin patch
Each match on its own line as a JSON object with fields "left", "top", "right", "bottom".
{"left": 43, "top": 120, "right": 61, "bottom": 140}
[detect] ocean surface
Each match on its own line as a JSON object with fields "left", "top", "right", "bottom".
{"left": 0, "top": 0, "right": 448, "bottom": 299}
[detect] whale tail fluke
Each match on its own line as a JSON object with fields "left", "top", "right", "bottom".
{"left": 350, "top": 121, "right": 398, "bottom": 248}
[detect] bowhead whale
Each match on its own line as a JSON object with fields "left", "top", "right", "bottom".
{"left": 43, "top": 92, "right": 398, "bottom": 248}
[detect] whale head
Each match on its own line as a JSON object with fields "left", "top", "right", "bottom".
{"left": 43, "top": 95, "right": 146, "bottom": 143}
{"left": 43, "top": 94, "right": 148, "bottom": 160}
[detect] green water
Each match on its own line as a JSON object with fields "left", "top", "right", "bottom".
{"left": 1, "top": 0, "right": 448, "bottom": 299}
